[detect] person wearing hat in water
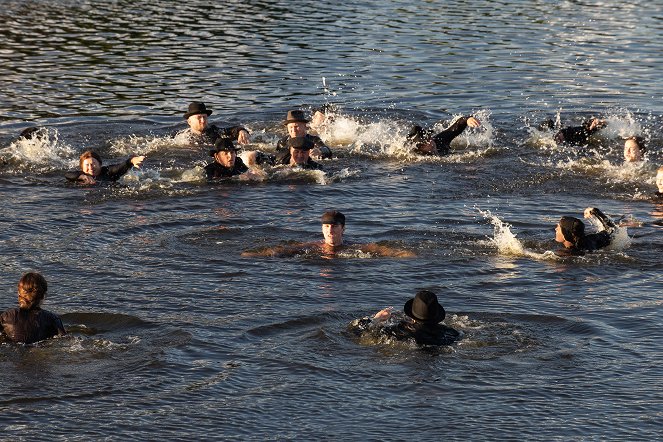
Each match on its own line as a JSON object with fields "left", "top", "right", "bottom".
{"left": 276, "top": 110, "right": 332, "bottom": 160}
{"left": 348, "top": 290, "right": 459, "bottom": 346}
{"left": 179, "top": 101, "right": 250, "bottom": 146}
{"left": 277, "top": 137, "right": 324, "bottom": 170}
{"left": 65, "top": 150, "right": 145, "bottom": 184}
{"left": 554, "top": 207, "right": 616, "bottom": 257}
{"left": 241, "top": 210, "right": 415, "bottom": 257}
{"left": 623, "top": 136, "right": 646, "bottom": 163}
{"left": 405, "top": 115, "right": 481, "bottom": 155}
{"left": 204, "top": 138, "right": 249, "bottom": 180}
{"left": 553, "top": 117, "right": 606, "bottom": 146}
{"left": 1, "top": 272, "right": 66, "bottom": 344}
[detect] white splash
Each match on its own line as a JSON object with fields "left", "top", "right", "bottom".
{"left": 1, "top": 127, "right": 77, "bottom": 171}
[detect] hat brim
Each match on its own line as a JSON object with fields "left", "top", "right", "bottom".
{"left": 284, "top": 118, "right": 309, "bottom": 124}
{"left": 184, "top": 110, "right": 213, "bottom": 119}
{"left": 404, "top": 299, "right": 446, "bottom": 324}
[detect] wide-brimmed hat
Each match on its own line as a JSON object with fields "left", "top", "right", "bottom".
{"left": 209, "top": 138, "right": 237, "bottom": 156}
{"left": 404, "top": 290, "right": 446, "bottom": 324}
{"left": 184, "top": 101, "right": 213, "bottom": 119}
{"left": 287, "top": 137, "right": 314, "bottom": 151}
{"left": 284, "top": 110, "right": 308, "bottom": 124}
{"left": 558, "top": 216, "right": 584, "bottom": 243}
{"left": 321, "top": 210, "right": 345, "bottom": 226}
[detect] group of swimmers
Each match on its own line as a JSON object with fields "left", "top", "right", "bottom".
{"left": 4, "top": 102, "right": 661, "bottom": 348}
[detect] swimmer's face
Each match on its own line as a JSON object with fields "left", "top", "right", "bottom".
{"left": 287, "top": 122, "right": 307, "bottom": 138}
{"left": 656, "top": 170, "right": 663, "bottom": 192}
{"left": 187, "top": 113, "right": 208, "bottom": 133}
{"left": 417, "top": 140, "right": 437, "bottom": 155}
{"left": 555, "top": 223, "right": 566, "bottom": 244}
{"left": 214, "top": 150, "right": 236, "bottom": 168}
{"left": 322, "top": 222, "right": 345, "bottom": 246}
{"left": 81, "top": 157, "right": 101, "bottom": 177}
{"left": 624, "top": 139, "right": 643, "bottom": 162}
{"left": 290, "top": 148, "right": 310, "bottom": 166}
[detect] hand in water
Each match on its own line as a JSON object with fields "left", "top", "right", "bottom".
{"left": 237, "top": 130, "right": 251, "bottom": 145}
{"left": 467, "top": 116, "right": 481, "bottom": 128}
{"left": 373, "top": 307, "right": 393, "bottom": 321}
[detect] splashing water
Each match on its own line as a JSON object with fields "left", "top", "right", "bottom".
{"left": 1, "top": 127, "right": 77, "bottom": 172}
{"left": 477, "top": 208, "right": 552, "bottom": 259}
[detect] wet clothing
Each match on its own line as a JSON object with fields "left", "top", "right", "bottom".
{"left": 554, "top": 120, "right": 602, "bottom": 146}
{"left": 276, "top": 155, "right": 324, "bottom": 171}
{"left": 204, "top": 157, "right": 249, "bottom": 179}
{"left": 350, "top": 316, "right": 459, "bottom": 346}
{"left": 556, "top": 209, "right": 615, "bottom": 257}
{"left": 180, "top": 124, "right": 247, "bottom": 146}
{"left": 1, "top": 307, "right": 65, "bottom": 344}
{"left": 276, "top": 134, "right": 333, "bottom": 159}
{"left": 65, "top": 158, "right": 135, "bottom": 182}
{"left": 411, "top": 116, "right": 472, "bottom": 156}
{"left": 655, "top": 191, "right": 663, "bottom": 200}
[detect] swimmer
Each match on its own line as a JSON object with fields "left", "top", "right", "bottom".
{"left": 278, "top": 137, "right": 324, "bottom": 170}
{"left": 17, "top": 126, "right": 47, "bottom": 141}
{"left": 276, "top": 110, "right": 332, "bottom": 160}
{"left": 0, "top": 272, "right": 65, "bottom": 344}
{"left": 554, "top": 207, "right": 616, "bottom": 257}
{"left": 242, "top": 210, "right": 415, "bottom": 257}
{"left": 655, "top": 166, "right": 663, "bottom": 199}
{"left": 554, "top": 117, "right": 606, "bottom": 146}
{"left": 179, "top": 101, "right": 250, "bottom": 146}
{"left": 65, "top": 150, "right": 145, "bottom": 184}
{"left": 204, "top": 138, "right": 249, "bottom": 179}
{"left": 623, "top": 136, "right": 646, "bottom": 163}
{"left": 406, "top": 115, "right": 481, "bottom": 156}
{"left": 309, "top": 103, "right": 337, "bottom": 133}
{"left": 348, "top": 290, "right": 459, "bottom": 346}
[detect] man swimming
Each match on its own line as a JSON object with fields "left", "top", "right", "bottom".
{"left": 655, "top": 166, "right": 663, "bottom": 199}
{"left": 179, "top": 101, "right": 250, "bottom": 146}
{"left": 348, "top": 290, "right": 459, "bottom": 346}
{"left": 276, "top": 110, "right": 332, "bottom": 160}
{"left": 241, "top": 210, "right": 415, "bottom": 257}
{"left": 204, "top": 138, "right": 249, "bottom": 179}
{"left": 623, "top": 136, "right": 646, "bottom": 163}
{"left": 554, "top": 207, "right": 616, "bottom": 257}
{"left": 405, "top": 115, "right": 481, "bottom": 155}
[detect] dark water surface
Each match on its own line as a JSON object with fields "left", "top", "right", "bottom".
{"left": 1, "top": 0, "right": 662, "bottom": 440}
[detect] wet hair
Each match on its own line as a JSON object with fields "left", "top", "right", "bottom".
{"left": 321, "top": 210, "right": 345, "bottom": 226}
{"left": 559, "top": 216, "right": 585, "bottom": 246}
{"left": 79, "top": 150, "right": 103, "bottom": 170}
{"left": 406, "top": 125, "right": 425, "bottom": 144}
{"left": 625, "top": 136, "right": 646, "bottom": 153}
{"left": 19, "top": 126, "right": 45, "bottom": 140}
{"left": 17, "top": 272, "right": 48, "bottom": 310}
{"left": 537, "top": 119, "right": 556, "bottom": 131}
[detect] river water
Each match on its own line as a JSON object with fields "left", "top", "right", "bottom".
{"left": 1, "top": 0, "right": 662, "bottom": 440}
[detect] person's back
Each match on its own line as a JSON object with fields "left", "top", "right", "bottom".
{"left": 1, "top": 307, "right": 64, "bottom": 344}
{"left": 0, "top": 272, "right": 65, "bottom": 344}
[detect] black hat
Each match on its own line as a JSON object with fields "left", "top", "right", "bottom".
{"left": 559, "top": 216, "right": 585, "bottom": 243}
{"left": 404, "top": 290, "right": 446, "bottom": 324}
{"left": 287, "top": 137, "right": 314, "bottom": 151}
{"left": 284, "top": 110, "right": 308, "bottom": 124}
{"left": 184, "top": 101, "right": 213, "bottom": 119}
{"left": 209, "top": 138, "right": 237, "bottom": 156}
{"left": 321, "top": 210, "right": 345, "bottom": 225}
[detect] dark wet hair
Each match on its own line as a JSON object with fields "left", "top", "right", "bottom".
{"left": 321, "top": 210, "right": 345, "bottom": 226}
{"left": 18, "top": 272, "right": 48, "bottom": 310}
{"left": 19, "top": 126, "right": 45, "bottom": 140}
{"left": 79, "top": 150, "right": 103, "bottom": 170}
{"left": 559, "top": 216, "right": 585, "bottom": 246}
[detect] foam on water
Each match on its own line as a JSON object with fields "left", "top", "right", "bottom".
{"left": 0, "top": 127, "right": 77, "bottom": 172}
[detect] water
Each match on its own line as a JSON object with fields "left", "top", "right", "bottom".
{"left": 1, "top": 0, "right": 662, "bottom": 439}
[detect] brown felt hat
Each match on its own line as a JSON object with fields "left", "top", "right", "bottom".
{"left": 284, "top": 110, "right": 308, "bottom": 124}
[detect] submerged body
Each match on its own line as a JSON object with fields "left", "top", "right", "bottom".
{"left": 0, "top": 307, "right": 65, "bottom": 344}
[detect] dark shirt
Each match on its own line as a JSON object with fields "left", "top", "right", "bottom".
{"left": 554, "top": 120, "right": 602, "bottom": 146}
{"left": 65, "top": 158, "right": 134, "bottom": 183}
{"left": 1, "top": 307, "right": 65, "bottom": 344}
{"left": 204, "top": 157, "right": 249, "bottom": 179}
{"left": 412, "top": 116, "right": 471, "bottom": 156}
{"left": 276, "top": 134, "right": 332, "bottom": 159}
{"left": 349, "top": 317, "right": 459, "bottom": 346}
{"left": 180, "top": 124, "right": 247, "bottom": 146}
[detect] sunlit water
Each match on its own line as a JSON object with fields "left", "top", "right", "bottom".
{"left": 1, "top": 0, "right": 662, "bottom": 439}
